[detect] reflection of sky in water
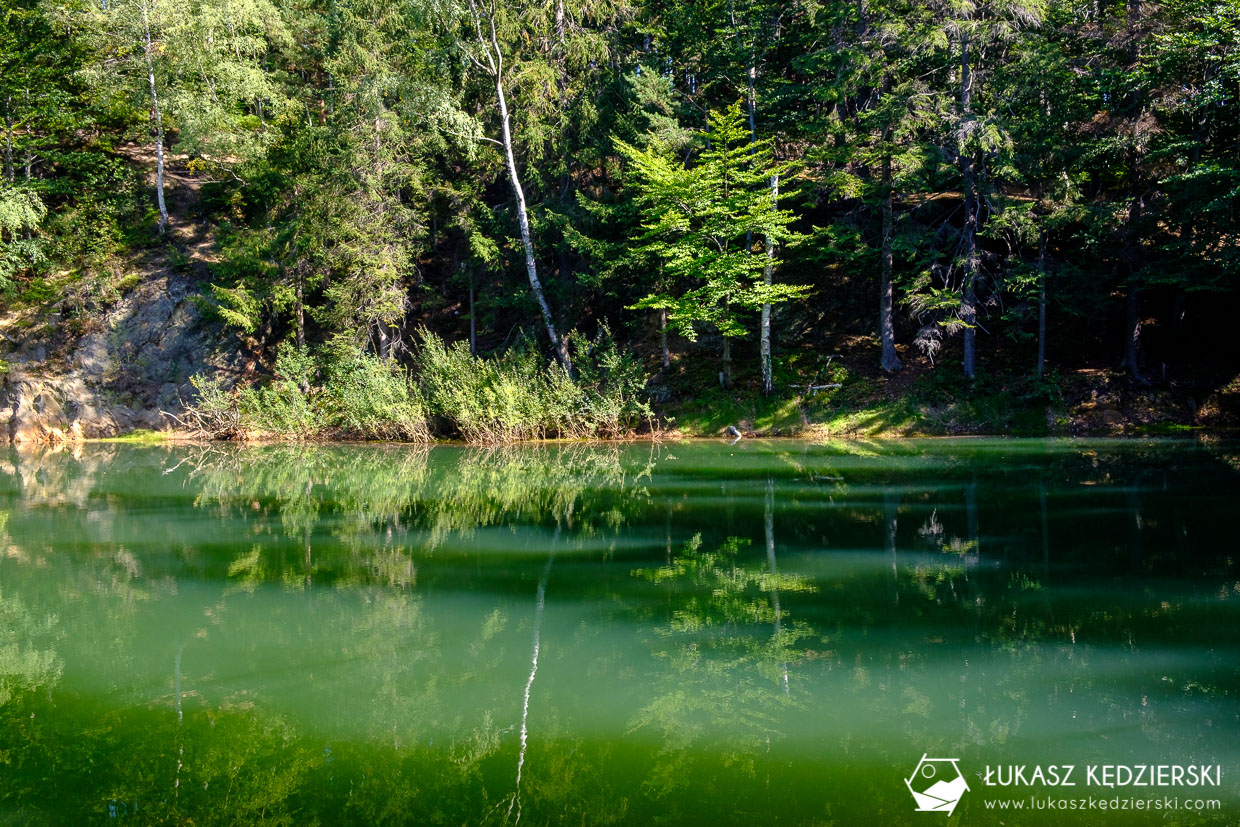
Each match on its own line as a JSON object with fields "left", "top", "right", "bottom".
{"left": 0, "top": 438, "right": 1238, "bottom": 823}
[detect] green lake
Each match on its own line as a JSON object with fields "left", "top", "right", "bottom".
{"left": 1, "top": 438, "right": 1237, "bottom": 824}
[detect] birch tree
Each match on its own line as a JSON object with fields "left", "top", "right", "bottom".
{"left": 455, "top": 0, "right": 572, "bottom": 370}
{"left": 82, "top": 0, "right": 174, "bottom": 234}
{"left": 84, "top": 0, "right": 286, "bottom": 235}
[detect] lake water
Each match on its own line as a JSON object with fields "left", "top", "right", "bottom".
{"left": 1, "top": 438, "right": 1237, "bottom": 824}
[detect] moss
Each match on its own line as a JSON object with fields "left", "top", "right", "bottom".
{"left": 14, "top": 277, "right": 57, "bottom": 307}
{"left": 818, "top": 397, "right": 924, "bottom": 437}
{"left": 658, "top": 362, "right": 1067, "bottom": 438}
{"left": 114, "top": 273, "right": 142, "bottom": 293}
{"left": 1131, "top": 422, "right": 1203, "bottom": 434}
{"left": 92, "top": 428, "right": 174, "bottom": 444}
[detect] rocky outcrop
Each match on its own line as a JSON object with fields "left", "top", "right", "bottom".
{"left": 1, "top": 270, "right": 238, "bottom": 443}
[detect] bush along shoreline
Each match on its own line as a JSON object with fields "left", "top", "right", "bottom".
{"left": 174, "top": 327, "right": 653, "bottom": 444}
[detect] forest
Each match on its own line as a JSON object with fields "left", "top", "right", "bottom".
{"left": 1, "top": 0, "right": 1238, "bottom": 440}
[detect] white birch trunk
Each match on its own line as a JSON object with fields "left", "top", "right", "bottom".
{"left": 760, "top": 172, "right": 779, "bottom": 396}
{"left": 472, "top": 1, "right": 570, "bottom": 371}
{"left": 142, "top": 0, "right": 169, "bottom": 235}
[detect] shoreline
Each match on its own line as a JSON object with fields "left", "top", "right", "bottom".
{"left": 9, "top": 423, "right": 1232, "bottom": 450}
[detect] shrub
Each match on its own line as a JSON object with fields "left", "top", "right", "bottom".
{"left": 564, "top": 325, "right": 653, "bottom": 436}
{"left": 184, "top": 343, "right": 428, "bottom": 441}
{"left": 414, "top": 326, "right": 651, "bottom": 442}
{"left": 183, "top": 329, "right": 647, "bottom": 443}
{"left": 237, "top": 344, "right": 317, "bottom": 437}
{"left": 416, "top": 333, "right": 545, "bottom": 442}
{"left": 319, "top": 342, "right": 429, "bottom": 441}
{"left": 176, "top": 374, "right": 241, "bottom": 438}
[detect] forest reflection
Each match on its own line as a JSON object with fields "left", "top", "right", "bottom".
{"left": 0, "top": 439, "right": 1237, "bottom": 823}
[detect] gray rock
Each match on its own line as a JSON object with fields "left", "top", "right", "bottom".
{"left": 1, "top": 268, "right": 246, "bottom": 442}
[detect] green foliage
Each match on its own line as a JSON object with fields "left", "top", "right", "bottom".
{"left": 186, "top": 344, "right": 429, "bottom": 441}
{"left": 617, "top": 103, "right": 808, "bottom": 342}
{"left": 185, "top": 373, "right": 241, "bottom": 437}
{"left": 5, "top": 0, "right": 1240, "bottom": 433}
{"left": 415, "top": 328, "right": 651, "bottom": 443}
{"left": 15, "top": 276, "right": 55, "bottom": 306}
{"left": 190, "top": 329, "right": 648, "bottom": 444}
{"left": 0, "top": 185, "right": 46, "bottom": 290}
{"left": 418, "top": 337, "right": 557, "bottom": 442}
{"left": 318, "top": 341, "right": 429, "bottom": 441}
{"left": 0, "top": 591, "right": 62, "bottom": 706}
{"left": 210, "top": 282, "right": 263, "bottom": 334}
{"left": 238, "top": 343, "right": 318, "bottom": 437}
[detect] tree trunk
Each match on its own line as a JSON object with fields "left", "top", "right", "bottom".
{"left": 377, "top": 323, "right": 391, "bottom": 359}
{"left": 879, "top": 148, "right": 902, "bottom": 373}
{"left": 884, "top": 491, "right": 899, "bottom": 605}
{"left": 22, "top": 87, "right": 31, "bottom": 182}
{"left": 760, "top": 172, "right": 779, "bottom": 396}
{"left": 509, "top": 548, "right": 554, "bottom": 824}
{"left": 295, "top": 272, "right": 305, "bottom": 350}
{"left": 721, "top": 335, "right": 733, "bottom": 388}
{"left": 966, "top": 480, "right": 979, "bottom": 557}
{"left": 1122, "top": 193, "right": 1148, "bottom": 383}
{"left": 468, "top": 269, "right": 477, "bottom": 357}
{"left": 959, "top": 32, "right": 978, "bottom": 379}
{"left": 493, "top": 60, "right": 570, "bottom": 371}
{"left": 744, "top": 48, "right": 776, "bottom": 395}
{"left": 659, "top": 307, "right": 670, "bottom": 370}
{"left": 1039, "top": 483, "right": 1050, "bottom": 576}
{"left": 1120, "top": 0, "right": 1151, "bottom": 384}
{"left": 1123, "top": 280, "right": 1143, "bottom": 380}
{"left": 3, "top": 95, "right": 12, "bottom": 184}
{"left": 142, "top": 0, "right": 169, "bottom": 236}
{"left": 173, "top": 642, "right": 185, "bottom": 806}
{"left": 1037, "top": 229, "right": 1047, "bottom": 379}
{"left": 303, "top": 524, "right": 312, "bottom": 589}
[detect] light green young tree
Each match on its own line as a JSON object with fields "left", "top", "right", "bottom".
{"left": 0, "top": 183, "right": 45, "bottom": 290}
{"left": 617, "top": 103, "right": 806, "bottom": 387}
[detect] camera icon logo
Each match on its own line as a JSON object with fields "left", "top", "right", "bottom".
{"left": 905, "top": 754, "right": 969, "bottom": 816}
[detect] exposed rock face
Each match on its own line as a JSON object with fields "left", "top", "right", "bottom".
{"left": 1, "top": 270, "right": 237, "bottom": 443}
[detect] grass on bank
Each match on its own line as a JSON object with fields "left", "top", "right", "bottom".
{"left": 182, "top": 333, "right": 1068, "bottom": 443}
{"left": 183, "top": 327, "right": 651, "bottom": 443}
{"left": 179, "top": 325, "right": 1100, "bottom": 444}
{"left": 185, "top": 342, "right": 430, "bottom": 441}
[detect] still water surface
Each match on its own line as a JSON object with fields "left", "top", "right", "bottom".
{"left": 1, "top": 438, "right": 1238, "bottom": 824}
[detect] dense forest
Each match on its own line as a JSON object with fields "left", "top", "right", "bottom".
{"left": 1, "top": 0, "right": 1238, "bottom": 440}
